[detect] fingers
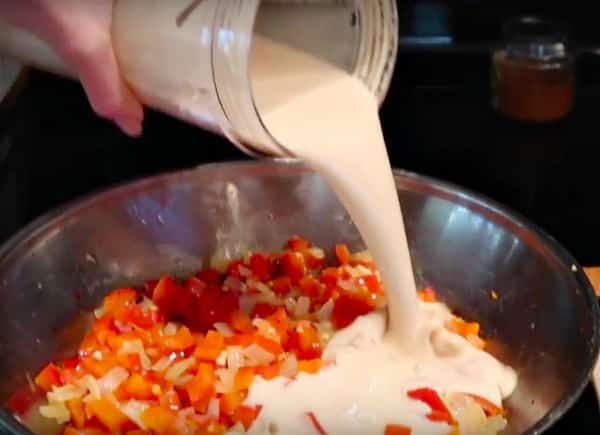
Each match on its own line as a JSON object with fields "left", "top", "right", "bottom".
{"left": 67, "top": 36, "right": 144, "bottom": 137}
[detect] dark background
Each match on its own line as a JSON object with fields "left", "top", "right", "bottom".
{"left": 0, "top": 2, "right": 600, "bottom": 432}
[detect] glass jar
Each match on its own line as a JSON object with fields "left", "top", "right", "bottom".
{"left": 492, "top": 16, "right": 575, "bottom": 123}
{"left": 113, "top": 0, "right": 400, "bottom": 155}
{"left": 0, "top": 0, "right": 398, "bottom": 155}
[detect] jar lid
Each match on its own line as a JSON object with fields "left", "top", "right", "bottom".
{"left": 503, "top": 16, "right": 570, "bottom": 61}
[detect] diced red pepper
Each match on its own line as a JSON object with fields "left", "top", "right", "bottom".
{"left": 251, "top": 303, "right": 278, "bottom": 319}
{"left": 286, "top": 321, "right": 322, "bottom": 360}
{"left": 332, "top": 294, "right": 374, "bottom": 329}
{"left": 181, "top": 279, "right": 239, "bottom": 331}
{"left": 220, "top": 391, "right": 245, "bottom": 416}
{"left": 196, "top": 268, "right": 222, "bottom": 286}
{"left": 306, "top": 412, "right": 328, "bottom": 435}
{"left": 299, "top": 276, "right": 321, "bottom": 299}
{"left": 407, "top": 388, "right": 454, "bottom": 425}
{"left": 144, "top": 279, "right": 159, "bottom": 297}
{"left": 233, "top": 405, "right": 262, "bottom": 431}
{"left": 103, "top": 289, "right": 138, "bottom": 314}
{"left": 267, "top": 307, "right": 289, "bottom": 342}
{"left": 250, "top": 253, "right": 271, "bottom": 281}
{"left": 194, "top": 330, "right": 225, "bottom": 361}
{"left": 229, "top": 311, "right": 254, "bottom": 333}
{"left": 185, "top": 363, "right": 215, "bottom": 412}
{"left": 34, "top": 362, "right": 62, "bottom": 392}
{"left": 335, "top": 244, "right": 352, "bottom": 265}
{"left": 271, "top": 276, "right": 292, "bottom": 296}
{"left": 255, "top": 361, "right": 281, "bottom": 380}
{"left": 362, "top": 274, "right": 383, "bottom": 294}
{"left": 287, "top": 236, "right": 311, "bottom": 251}
{"left": 280, "top": 252, "right": 306, "bottom": 282}
{"left": 6, "top": 388, "right": 44, "bottom": 415}
{"left": 152, "top": 276, "right": 181, "bottom": 319}
{"left": 234, "top": 367, "right": 255, "bottom": 392}
{"left": 160, "top": 326, "right": 196, "bottom": 352}
{"left": 115, "top": 304, "right": 154, "bottom": 329}
{"left": 385, "top": 424, "right": 412, "bottom": 435}
{"left": 320, "top": 268, "right": 340, "bottom": 288}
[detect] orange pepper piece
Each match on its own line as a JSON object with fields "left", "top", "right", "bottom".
{"left": 185, "top": 363, "right": 215, "bottom": 412}
{"left": 194, "top": 330, "right": 225, "bottom": 361}
{"left": 122, "top": 373, "right": 155, "bottom": 401}
{"left": 385, "top": 424, "right": 412, "bottom": 435}
{"left": 161, "top": 326, "right": 196, "bottom": 352}
{"left": 141, "top": 406, "right": 177, "bottom": 435}
{"left": 34, "top": 363, "right": 62, "bottom": 392}
{"left": 233, "top": 405, "right": 262, "bottom": 431}
{"left": 298, "top": 359, "right": 322, "bottom": 374}
{"left": 234, "top": 367, "right": 255, "bottom": 392}
{"left": 220, "top": 391, "right": 245, "bottom": 416}
{"left": 66, "top": 398, "right": 86, "bottom": 429}
{"left": 88, "top": 397, "right": 129, "bottom": 433}
{"left": 335, "top": 244, "right": 352, "bottom": 265}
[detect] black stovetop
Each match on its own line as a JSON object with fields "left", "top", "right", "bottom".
{"left": 0, "top": 61, "right": 599, "bottom": 433}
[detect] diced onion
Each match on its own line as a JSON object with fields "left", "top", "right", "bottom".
{"left": 97, "top": 367, "right": 129, "bottom": 393}
{"left": 121, "top": 400, "right": 149, "bottom": 430}
{"left": 164, "top": 322, "right": 178, "bottom": 336}
{"left": 139, "top": 297, "right": 159, "bottom": 312}
{"left": 216, "top": 351, "right": 228, "bottom": 367}
{"left": 316, "top": 321, "right": 335, "bottom": 344}
{"left": 77, "top": 375, "right": 101, "bottom": 403}
{"left": 39, "top": 402, "right": 70, "bottom": 424}
{"left": 225, "top": 423, "right": 247, "bottom": 435}
{"left": 355, "top": 265, "right": 373, "bottom": 277}
{"left": 215, "top": 368, "right": 237, "bottom": 394}
{"left": 153, "top": 353, "right": 177, "bottom": 373}
{"left": 284, "top": 297, "right": 297, "bottom": 314}
{"left": 47, "top": 384, "right": 85, "bottom": 403}
{"left": 253, "top": 281, "right": 271, "bottom": 295}
{"left": 337, "top": 279, "right": 357, "bottom": 292}
{"left": 114, "top": 320, "right": 133, "bottom": 333}
{"left": 224, "top": 276, "right": 243, "bottom": 292}
{"left": 173, "top": 374, "right": 195, "bottom": 387}
{"left": 351, "top": 250, "right": 373, "bottom": 262}
{"left": 238, "top": 266, "right": 252, "bottom": 278}
{"left": 315, "top": 299, "right": 334, "bottom": 322}
{"left": 239, "top": 295, "right": 257, "bottom": 315}
{"left": 165, "top": 357, "right": 197, "bottom": 383}
{"left": 226, "top": 346, "right": 245, "bottom": 371}
{"left": 214, "top": 322, "right": 234, "bottom": 338}
{"left": 294, "top": 297, "right": 311, "bottom": 318}
{"left": 93, "top": 306, "right": 106, "bottom": 319}
{"left": 307, "top": 248, "right": 325, "bottom": 260}
{"left": 207, "top": 398, "right": 220, "bottom": 419}
{"left": 252, "top": 319, "right": 279, "bottom": 342}
{"left": 280, "top": 354, "right": 298, "bottom": 379}
{"left": 243, "top": 344, "right": 275, "bottom": 367}
{"left": 119, "top": 339, "right": 152, "bottom": 371}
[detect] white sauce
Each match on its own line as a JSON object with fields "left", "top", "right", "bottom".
{"left": 246, "top": 36, "right": 517, "bottom": 434}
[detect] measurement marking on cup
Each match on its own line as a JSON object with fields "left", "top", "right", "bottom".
{"left": 176, "top": 0, "right": 203, "bottom": 27}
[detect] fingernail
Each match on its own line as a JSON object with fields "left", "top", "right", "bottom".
{"left": 118, "top": 116, "right": 143, "bottom": 137}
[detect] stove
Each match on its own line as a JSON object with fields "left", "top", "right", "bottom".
{"left": 0, "top": 65, "right": 598, "bottom": 433}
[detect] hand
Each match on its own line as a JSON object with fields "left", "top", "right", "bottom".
{"left": 0, "top": 0, "right": 143, "bottom": 136}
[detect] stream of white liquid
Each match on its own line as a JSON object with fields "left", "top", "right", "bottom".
{"left": 244, "top": 36, "right": 517, "bottom": 435}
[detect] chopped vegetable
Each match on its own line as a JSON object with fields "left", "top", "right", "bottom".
{"left": 16, "top": 237, "right": 503, "bottom": 435}
{"left": 407, "top": 388, "right": 455, "bottom": 425}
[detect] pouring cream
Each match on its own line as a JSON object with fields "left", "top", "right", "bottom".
{"left": 245, "top": 36, "right": 518, "bottom": 435}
